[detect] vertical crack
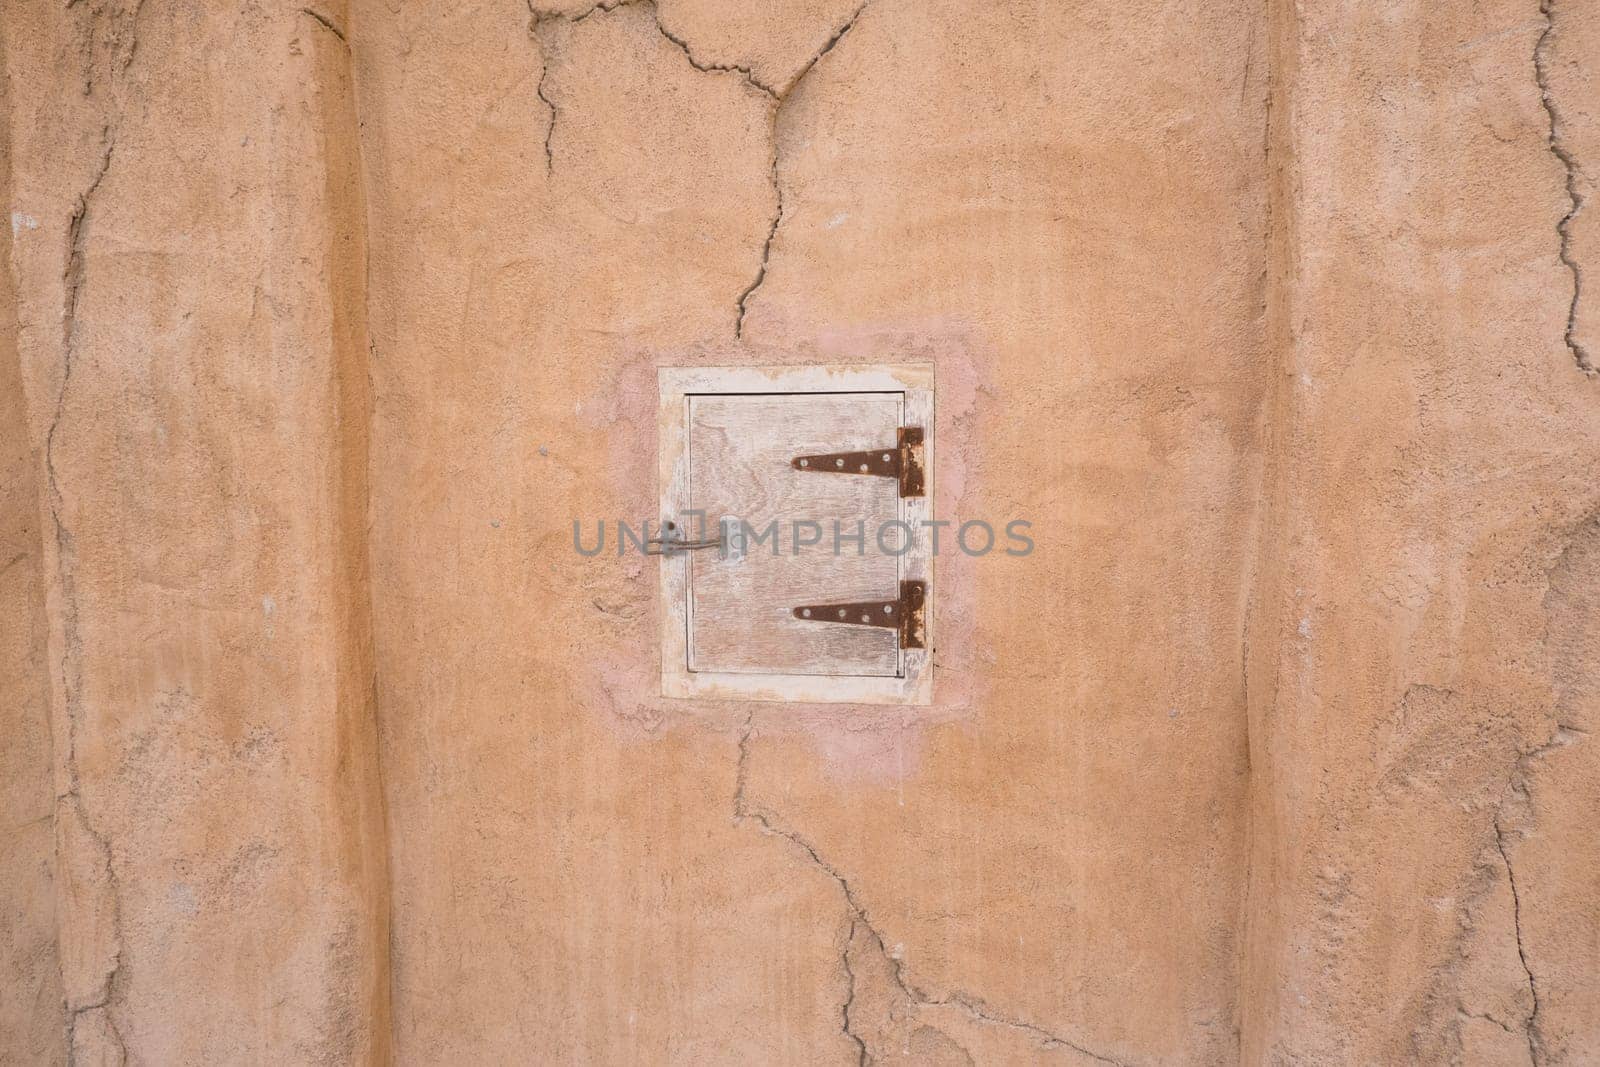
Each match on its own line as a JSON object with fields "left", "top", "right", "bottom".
{"left": 50, "top": 4, "right": 146, "bottom": 1053}
{"left": 841, "top": 918, "right": 868, "bottom": 1066}
{"left": 733, "top": 193, "right": 780, "bottom": 340}
{"left": 734, "top": 0, "right": 872, "bottom": 340}
{"left": 1493, "top": 812, "right": 1542, "bottom": 1065}
{"left": 529, "top": 0, "right": 673, "bottom": 178}
{"left": 1484, "top": 720, "right": 1584, "bottom": 1064}
{"left": 527, "top": 4, "right": 565, "bottom": 177}
{"left": 60, "top": 793, "right": 125, "bottom": 1066}
{"left": 53, "top": 130, "right": 114, "bottom": 795}
{"left": 54, "top": 128, "right": 126, "bottom": 1067}
{"left": 534, "top": 60, "right": 557, "bottom": 176}
{"left": 1533, "top": 0, "right": 1593, "bottom": 376}
{"left": 60, "top": 136, "right": 113, "bottom": 363}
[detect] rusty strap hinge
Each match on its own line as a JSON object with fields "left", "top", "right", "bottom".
{"left": 791, "top": 427, "right": 925, "bottom": 498}
{"left": 792, "top": 579, "right": 926, "bottom": 649}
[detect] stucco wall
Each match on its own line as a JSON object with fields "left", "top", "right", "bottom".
{"left": 1, "top": 0, "right": 1595, "bottom": 1063}
{"left": 3, "top": 3, "right": 388, "bottom": 1061}
{"left": 0, "top": 40, "right": 67, "bottom": 1058}
{"left": 1243, "top": 1, "right": 1600, "bottom": 1061}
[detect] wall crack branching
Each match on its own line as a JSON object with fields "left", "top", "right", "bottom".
{"left": 734, "top": 0, "right": 872, "bottom": 339}
{"left": 526, "top": 0, "right": 872, "bottom": 337}
{"left": 733, "top": 713, "right": 1130, "bottom": 1066}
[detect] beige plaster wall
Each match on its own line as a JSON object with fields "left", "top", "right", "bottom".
{"left": 3, "top": 1, "right": 389, "bottom": 1061}
{"left": 353, "top": 0, "right": 1261, "bottom": 1061}
{"left": 0, "top": 30, "right": 67, "bottom": 1057}
{"left": 0, "top": 0, "right": 1594, "bottom": 1063}
{"left": 1243, "top": 0, "right": 1600, "bottom": 1062}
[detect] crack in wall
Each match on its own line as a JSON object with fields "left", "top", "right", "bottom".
{"left": 67, "top": 0, "right": 147, "bottom": 93}
{"left": 1485, "top": 718, "right": 1585, "bottom": 1065}
{"left": 48, "top": 4, "right": 148, "bottom": 1057}
{"left": 1465, "top": 512, "right": 1600, "bottom": 1065}
{"left": 1458, "top": 1007, "right": 1519, "bottom": 1037}
{"left": 53, "top": 129, "right": 127, "bottom": 1067}
{"left": 1533, "top": 0, "right": 1593, "bottom": 377}
{"left": 59, "top": 136, "right": 112, "bottom": 367}
{"left": 300, "top": 7, "right": 349, "bottom": 44}
{"left": 733, "top": 713, "right": 1129, "bottom": 1066}
{"left": 528, "top": 0, "right": 668, "bottom": 178}
{"left": 59, "top": 793, "right": 125, "bottom": 1066}
{"left": 734, "top": 0, "right": 871, "bottom": 340}
{"left": 841, "top": 918, "right": 868, "bottom": 1066}
{"left": 651, "top": 13, "right": 777, "bottom": 99}
{"left": 733, "top": 191, "right": 781, "bottom": 341}
{"left": 1493, "top": 811, "right": 1542, "bottom": 1065}
{"left": 534, "top": 55, "right": 558, "bottom": 176}
{"left": 526, "top": 0, "right": 871, "bottom": 338}
{"left": 527, "top": 3, "right": 570, "bottom": 177}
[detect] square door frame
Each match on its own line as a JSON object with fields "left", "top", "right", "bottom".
{"left": 658, "top": 364, "right": 934, "bottom": 705}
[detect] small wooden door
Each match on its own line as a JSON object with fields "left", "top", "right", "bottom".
{"left": 687, "top": 393, "right": 902, "bottom": 676}
{"left": 657, "top": 363, "right": 933, "bottom": 705}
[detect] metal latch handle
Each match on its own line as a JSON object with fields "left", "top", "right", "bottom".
{"left": 645, "top": 520, "right": 723, "bottom": 555}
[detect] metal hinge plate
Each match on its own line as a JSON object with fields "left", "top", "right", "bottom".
{"left": 792, "top": 579, "right": 926, "bottom": 649}
{"left": 791, "top": 427, "right": 925, "bottom": 498}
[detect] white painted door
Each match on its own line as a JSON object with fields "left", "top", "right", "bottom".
{"left": 686, "top": 393, "right": 902, "bottom": 676}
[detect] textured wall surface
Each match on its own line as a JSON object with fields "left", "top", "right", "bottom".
{"left": 1, "top": 0, "right": 1595, "bottom": 1064}
{"left": 1243, "top": 1, "right": 1600, "bottom": 1062}
{"left": 355, "top": 0, "right": 1261, "bottom": 1061}
{"left": 0, "top": 43, "right": 67, "bottom": 1059}
{"left": 3, "top": 2, "right": 389, "bottom": 1061}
